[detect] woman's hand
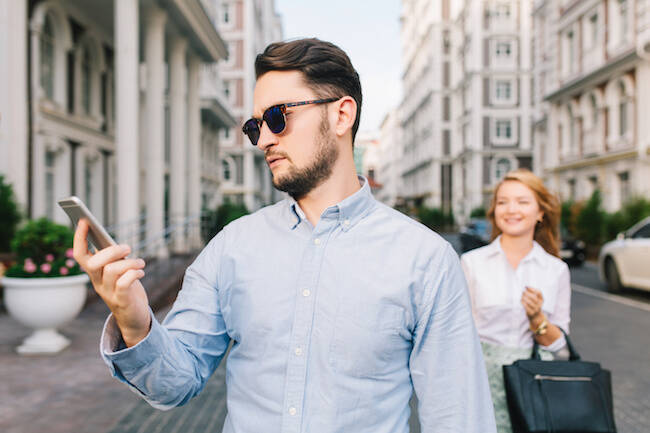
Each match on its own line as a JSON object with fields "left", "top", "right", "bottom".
{"left": 521, "top": 286, "right": 544, "bottom": 322}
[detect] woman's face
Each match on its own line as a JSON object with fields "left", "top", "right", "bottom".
{"left": 494, "top": 180, "right": 544, "bottom": 239}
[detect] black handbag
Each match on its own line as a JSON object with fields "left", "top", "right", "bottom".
{"left": 502, "top": 331, "right": 616, "bottom": 433}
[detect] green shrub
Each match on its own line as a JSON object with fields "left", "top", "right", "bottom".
{"left": 470, "top": 207, "right": 486, "bottom": 218}
{"left": 4, "top": 218, "right": 82, "bottom": 278}
{"left": 0, "top": 175, "right": 22, "bottom": 252}
{"left": 416, "top": 206, "right": 455, "bottom": 232}
{"left": 575, "top": 190, "right": 605, "bottom": 246}
{"left": 201, "top": 202, "right": 249, "bottom": 241}
{"left": 604, "top": 197, "right": 650, "bottom": 240}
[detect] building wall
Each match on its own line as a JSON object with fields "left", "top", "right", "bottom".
{"left": 537, "top": 0, "right": 650, "bottom": 212}
{"left": 214, "top": 0, "right": 282, "bottom": 211}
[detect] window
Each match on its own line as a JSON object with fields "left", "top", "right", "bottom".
{"left": 619, "top": 171, "right": 630, "bottom": 204}
{"left": 495, "top": 120, "right": 512, "bottom": 139}
{"left": 85, "top": 160, "right": 93, "bottom": 208}
{"left": 619, "top": 0, "right": 629, "bottom": 43}
{"left": 618, "top": 82, "right": 628, "bottom": 136}
{"left": 496, "top": 42, "right": 511, "bottom": 58}
{"left": 632, "top": 223, "right": 650, "bottom": 239}
{"left": 45, "top": 150, "right": 56, "bottom": 219}
{"left": 222, "top": 159, "right": 231, "bottom": 181}
{"left": 590, "top": 94, "right": 598, "bottom": 126}
{"left": 567, "top": 31, "right": 575, "bottom": 74}
{"left": 495, "top": 80, "right": 511, "bottom": 101}
{"left": 495, "top": 3, "right": 511, "bottom": 19}
{"left": 495, "top": 158, "right": 511, "bottom": 180}
{"left": 81, "top": 45, "right": 93, "bottom": 115}
{"left": 222, "top": 3, "right": 230, "bottom": 24}
{"left": 568, "top": 178, "right": 576, "bottom": 201}
{"left": 589, "top": 14, "right": 598, "bottom": 48}
{"left": 223, "top": 80, "right": 230, "bottom": 99}
{"left": 40, "top": 15, "right": 55, "bottom": 100}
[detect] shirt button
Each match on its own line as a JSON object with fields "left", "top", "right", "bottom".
{"left": 313, "top": 238, "right": 321, "bottom": 245}
{"left": 302, "top": 289, "right": 311, "bottom": 297}
{"left": 295, "top": 347, "right": 303, "bottom": 356}
{"left": 288, "top": 407, "right": 297, "bottom": 416}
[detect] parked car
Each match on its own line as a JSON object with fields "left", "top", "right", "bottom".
{"left": 598, "top": 216, "right": 650, "bottom": 293}
{"left": 459, "top": 218, "right": 492, "bottom": 253}
{"left": 559, "top": 226, "right": 586, "bottom": 267}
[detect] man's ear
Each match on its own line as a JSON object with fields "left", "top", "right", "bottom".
{"left": 332, "top": 96, "right": 357, "bottom": 138}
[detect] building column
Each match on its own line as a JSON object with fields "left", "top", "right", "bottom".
{"left": 144, "top": 6, "right": 167, "bottom": 258}
{"left": 0, "top": 0, "right": 28, "bottom": 210}
{"left": 115, "top": 0, "right": 140, "bottom": 246}
{"left": 169, "top": 36, "right": 188, "bottom": 253}
{"left": 187, "top": 54, "right": 202, "bottom": 249}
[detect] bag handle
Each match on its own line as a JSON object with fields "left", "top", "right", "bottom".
{"left": 531, "top": 327, "right": 581, "bottom": 361}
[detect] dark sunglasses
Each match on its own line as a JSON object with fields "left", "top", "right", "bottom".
{"left": 242, "top": 98, "right": 339, "bottom": 146}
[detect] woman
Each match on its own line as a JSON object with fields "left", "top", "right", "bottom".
{"left": 461, "top": 169, "right": 571, "bottom": 433}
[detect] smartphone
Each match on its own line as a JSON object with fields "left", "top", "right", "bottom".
{"left": 58, "top": 196, "right": 117, "bottom": 251}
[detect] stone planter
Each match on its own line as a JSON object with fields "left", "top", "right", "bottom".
{"left": 1, "top": 273, "right": 89, "bottom": 354}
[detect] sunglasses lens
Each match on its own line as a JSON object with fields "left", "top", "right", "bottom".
{"left": 243, "top": 119, "right": 260, "bottom": 145}
{"left": 264, "top": 105, "right": 286, "bottom": 134}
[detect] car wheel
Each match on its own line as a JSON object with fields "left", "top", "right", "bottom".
{"left": 605, "top": 258, "right": 624, "bottom": 293}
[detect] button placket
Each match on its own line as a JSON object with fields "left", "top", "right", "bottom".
{"left": 281, "top": 225, "right": 333, "bottom": 432}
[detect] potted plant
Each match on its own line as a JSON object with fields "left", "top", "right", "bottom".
{"left": 1, "top": 218, "right": 89, "bottom": 354}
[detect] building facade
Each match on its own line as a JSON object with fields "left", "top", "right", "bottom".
{"left": 211, "top": 0, "right": 282, "bottom": 211}
{"left": 376, "top": 109, "right": 402, "bottom": 207}
{"left": 399, "top": 0, "right": 454, "bottom": 210}
{"left": 534, "top": 0, "right": 650, "bottom": 211}
{"left": 0, "top": 0, "right": 233, "bottom": 256}
{"left": 451, "top": 0, "right": 534, "bottom": 221}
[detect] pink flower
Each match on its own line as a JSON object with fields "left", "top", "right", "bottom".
{"left": 40, "top": 263, "right": 52, "bottom": 274}
{"left": 65, "top": 259, "right": 76, "bottom": 268}
{"left": 24, "top": 261, "right": 37, "bottom": 273}
{"left": 25, "top": 258, "right": 34, "bottom": 264}
{"left": 65, "top": 248, "right": 74, "bottom": 258}
{"left": 45, "top": 254, "right": 55, "bottom": 262}
{"left": 59, "top": 267, "right": 69, "bottom": 276}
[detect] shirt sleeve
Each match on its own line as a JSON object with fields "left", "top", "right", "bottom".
{"left": 100, "top": 230, "right": 231, "bottom": 410}
{"left": 410, "top": 243, "right": 496, "bottom": 432}
{"left": 540, "top": 263, "right": 571, "bottom": 352}
{"left": 460, "top": 254, "right": 478, "bottom": 317}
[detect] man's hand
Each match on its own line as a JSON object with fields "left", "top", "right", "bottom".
{"left": 73, "top": 218, "right": 151, "bottom": 347}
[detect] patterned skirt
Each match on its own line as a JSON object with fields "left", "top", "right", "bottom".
{"left": 480, "top": 341, "right": 553, "bottom": 433}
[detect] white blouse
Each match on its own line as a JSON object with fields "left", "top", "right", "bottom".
{"left": 460, "top": 237, "right": 571, "bottom": 352}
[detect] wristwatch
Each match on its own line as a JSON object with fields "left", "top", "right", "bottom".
{"left": 531, "top": 318, "right": 549, "bottom": 336}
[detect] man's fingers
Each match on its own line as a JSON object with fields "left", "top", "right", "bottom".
{"left": 73, "top": 219, "right": 91, "bottom": 266}
{"left": 86, "top": 244, "right": 131, "bottom": 274}
{"left": 102, "top": 259, "right": 146, "bottom": 294}
{"left": 115, "top": 269, "right": 146, "bottom": 293}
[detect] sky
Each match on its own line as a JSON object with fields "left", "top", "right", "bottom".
{"left": 274, "top": 0, "right": 402, "bottom": 134}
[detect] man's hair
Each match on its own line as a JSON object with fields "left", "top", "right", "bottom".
{"left": 255, "top": 38, "right": 363, "bottom": 143}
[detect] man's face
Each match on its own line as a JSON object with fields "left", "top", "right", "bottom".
{"left": 252, "top": 71, "right": 339, "bottom": 199}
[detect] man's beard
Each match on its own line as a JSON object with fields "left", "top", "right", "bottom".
{"left": 271, "top": 116, "right": 339, "bottom": 200}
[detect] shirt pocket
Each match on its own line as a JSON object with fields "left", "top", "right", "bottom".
{"left": 328, "top": 301, "right": 408, "bottom": 379}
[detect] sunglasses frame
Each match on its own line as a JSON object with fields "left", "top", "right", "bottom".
{"left": 242, "top": 97, "right": 339, "bottom": 146}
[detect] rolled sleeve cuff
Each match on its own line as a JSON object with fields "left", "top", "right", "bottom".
{"left": 540, "top": 334, "right": 566, "bottom": 353}
{"left": 100, "top": 309, "right": 167, "bottom": 381}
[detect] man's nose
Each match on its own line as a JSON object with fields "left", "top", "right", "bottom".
{"left": 257, "top": 122, "right": 279, "bottom": 151}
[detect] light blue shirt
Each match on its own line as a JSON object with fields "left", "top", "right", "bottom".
{"left": 101, "top": 177, "right": 496, "bottom": 433}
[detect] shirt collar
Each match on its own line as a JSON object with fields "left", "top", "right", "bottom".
{"left": 286, "top": 175, "right": 375, "bottom": 231}
{"left": 485, "top": 235, "right": 548, "bottom": 267}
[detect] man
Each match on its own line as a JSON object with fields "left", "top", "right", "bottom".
{"left": 74, "top": 38, "right": 496, "bottom": 432}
